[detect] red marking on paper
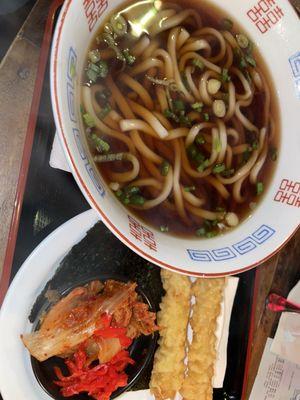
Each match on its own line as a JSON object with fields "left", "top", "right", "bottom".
{"left": 274, "top": 179, "right": 300, "bottom": 208}
{"left": 83, "top": 0, "right": 108, "bottom": 32}
{"left": 128, "top": 215, "right": 157, "bottom": 252}
{"left": 247, "top": 0, "right": 284, "bottom": 34}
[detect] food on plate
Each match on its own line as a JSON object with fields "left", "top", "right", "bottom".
{"left": 149, "top": 269, "right": 192, "bottom": 399}
{"left": 150, "top": 273, "right": 225, "bottom": 400}
{"left": 81, "top": 0, "right": 279, "bottom": 238}
{"left": 180, "top": 278, "right": 225, "bottom": 400}
{"left": 22, "top": 280, "right": 158, "bottom": 400}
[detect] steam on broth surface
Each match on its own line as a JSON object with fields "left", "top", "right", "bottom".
{"left": 81, "top": 0, "right": 279, "bottom": 238}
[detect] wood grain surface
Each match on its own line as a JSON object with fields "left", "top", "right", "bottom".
{"left": 0, "top": 1, "right": 299, "bottom": 399}
{"left": 0, "top": 0, "right": 51, "bottom": 282}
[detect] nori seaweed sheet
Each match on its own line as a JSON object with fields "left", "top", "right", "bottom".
{"left": 29, "top": 221, "right": 164, "bottom": 394}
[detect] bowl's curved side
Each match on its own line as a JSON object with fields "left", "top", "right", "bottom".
{"left": 50, "top": 0, "right": 300, "bottom": 276}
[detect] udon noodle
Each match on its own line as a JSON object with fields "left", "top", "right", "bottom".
{"left": 81, "top": 0, "right": 279, "bottom": 238}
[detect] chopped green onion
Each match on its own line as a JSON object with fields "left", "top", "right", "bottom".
{"left": 205, "top": 231, "right": 217, "bottom": 238}
{"left": 243, "top": 149, "right": 251, "bottom": 162}
{"left": 191, "top": 102, "right": 204, "bottom": 112}
{"left": 98, "top": 60, "right": 109, "bottom": 78}
{"left": 245, "top": 54, "right": 257, "bottom": 67}
{"left": 236, "top": 34, "right": 249, "bottom": 49}
{"left": 221, "top": 68, "right": 231, "bottom": 82}
{"left": 160, "top": 225, "right": 169, "bottom": 232}
{"left": 122, "top": 197, "right": 130, "bottom": 205}
{"left": 251, "top": 140, "right": 259, "bottom": 150}
{"left": 203, "top": 113, "right": 210, "bottom": 122}
{"left": 187, "top": 145, "right": 205, "bottom": 165}
{"left": 160, "top": 160, "right": 170, "bottom": 176}
{"left": 88, "top": 49, "right": 101, "bottom": 63}
{"left": 94, "top": 153, "right": 125, "bottom": 162}
{"left": 221, "top": 168, "right": 235, "bottom": 177}
{"left": 163, "top": 109, "right": 179, "bottom": 123}
{"left": 192, "top": 59, "right": 205, "bottom": 70}
{"left": 216, "top": 206, "right": 226, "bottom": 212}
{"left": 86, "top": 64, "right": 100, "bottom": 83}
{"left": 214, "top": 138, "right": 222, "bottom": 152}
{"left": 270, "top": 147, "right": 278, "bottom": 162}
{"left": 221, "top": 18, "right": 233, "bottom": 31}
{"left": 178, "top": 114, "right": 192, "bottom": 127}
{"left": 184, "top": 186, "right": 196, "bottom": 192}
{"left": 130, "top": 195, "right": 145, "bottom": 206}
{"left": 239, "top": 57, "right": 247, "bottom": 69}
{"left": 173, "top": 99, "right": 185, "bottom": 113}
{"left": 213, "top": 163, "right": 226, "bottom": 174}
{"left": 110, "top": 14, "right": 127, "bottom": 36}
{"left": 91, "top": 134, "right": 110, "bottom": 153}
{"left": 196, "top": 227, "right": 206, "bottom": 237}
{"left": 98, "top": 104, "right": 111, "bottom": 119}
{"left": 197, "top": 159, "right": 209, "bottom": 172}
{"left": 102, "top": 32, "right": 125, "bottom": 61}
{"left": 195, "top": 135, "right": 206, "bottom": 145}
{"left": 256, "top": 182, "right": 264, "bottom": 195}
{"left": 83, "top": 113, "right": 95, "bottom": 127}
{"left": 123, "top": 48, "right": 136, "bottom": 65}
{"left": 115, "top": 189, "right": 123, "bottom": 197}
{"left": 125, "top": 186, "right": 140, "bottom": 195}
{"left": 98, "top": 88, "right": 112, "bottom": 103}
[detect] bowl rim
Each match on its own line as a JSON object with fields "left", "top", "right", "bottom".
{"left": 50, "top": 0, "right": 300, "bottom": 277}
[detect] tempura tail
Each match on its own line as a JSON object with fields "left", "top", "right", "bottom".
{"left": 150, "top": 269, "right": 191, "bottom": 400}
{"left": 180, "top": 278, "right": 225, "bottom": 400}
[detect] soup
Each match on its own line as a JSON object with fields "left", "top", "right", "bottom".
{"left": 80, "top": 0, "right": 279, "bottom": 238}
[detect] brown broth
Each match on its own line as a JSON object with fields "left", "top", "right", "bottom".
{"left": 81, "top": 0, "right": 280, "bottom": 238}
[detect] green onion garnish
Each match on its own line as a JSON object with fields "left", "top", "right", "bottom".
{"left": 173, "top": 99, "right": 185, "bottom": 113}
{"left": 203, "top": 113, "right": 210, "bottom": 122}
{"left": 239, "top": 57, "right": 247, "bottom": 69}
{"left": 98, "top": 104, "right": 111, "bottom": 119}
{"left": 221, "top": 168, "right": 235, "bottom": 177}
{"left": 110, "top": 14, "right": 127, "bottom": 37}
{"left": 196, "top": 227, "right": 206, "bottom": 237}
{"left": 270, "top": 147, "right": 278, "bottom": 162}
{"left": 221, "top": 68, "right": 231, "bottom": 82}
{"left": 256, "top": 182, "right": 264, "bottom": 195}
{"left": 195, "top": 135, "right": 206, "bottom": 145}
{"left": 213, "top": 163, "right": 226, "bottom": 174}
{"left": 123, "top": 49, "right": 136, "bottom": 65}
{"left": 192, "top": 59, "right": 205, "bottom": 70}
{"left": 245, "top": 55, "right": 256, "bottom": 67}
{"left": 130, "top": 195, "right": 145, "bottom": 206}
{"left": 184, "top": 186, "right": 196, "bottom": 192}
{"left": 216, "top": 206, "right": 226, "bottom": 212}
{"left": 160, "top": 225, "right": 169, "bottom": 232}
{"left": 236, "top": 34, "right": 249, "bottom": 49}
{"left": 83, "top": 113, "right": 95, "bottom": 128}
{"left": 206, "top": 231, "right": 217, "bottom": 238}
{"left": 91, "top": 134, "right": 110, "bottom": 153}
{"left": 88, "top": 49, "right": 101, "bottom": 63}
{"left": 163, "top": 109, "right": 179, "bottom": 123}
{"left": 191, "top": 102, "right": 204, "bottom": 112}
{"left": 197, "top": 159, "right": 209, "bottom": 172}
{"left": 125, "top": 186, "right": 140, "bottom": 195}
{"left": 221, "top": 18, "right": 233, "bottom": 31}
{"left": 178, "top": 114, "right": 192, "bottom": 127}
{"left": 160, "top": 160, "right": 170, "bottom": 176}
{"left": 251, "top": 140, "right": 259, "bottom": 150}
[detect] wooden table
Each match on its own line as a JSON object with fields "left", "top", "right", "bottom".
{"left": 0, "top": 1, "right": 299, "bottom": 398}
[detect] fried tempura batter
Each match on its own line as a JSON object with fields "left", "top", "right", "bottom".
{"left": 150, "top": 269, "right": 192, "bottom": 400}
{"left": 180, "top": 278, "right": 225, "bottom": 400}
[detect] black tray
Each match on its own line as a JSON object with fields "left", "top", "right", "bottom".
{"left": 0, "top": 3, "right": 256, "bottom": 400}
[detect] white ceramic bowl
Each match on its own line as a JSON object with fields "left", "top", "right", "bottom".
{"left": 50, "top": 0, "right": 300, "bottom": 276}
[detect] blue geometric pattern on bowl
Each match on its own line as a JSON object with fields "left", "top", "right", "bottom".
{"left": 289, "top": 51, "right": 300, "bottom": 99}
{"left": 187, "top": 225, "right": 275, "bottom": 262}
{"left": 66, "top": 46, "right": 106, "bottom": 199}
